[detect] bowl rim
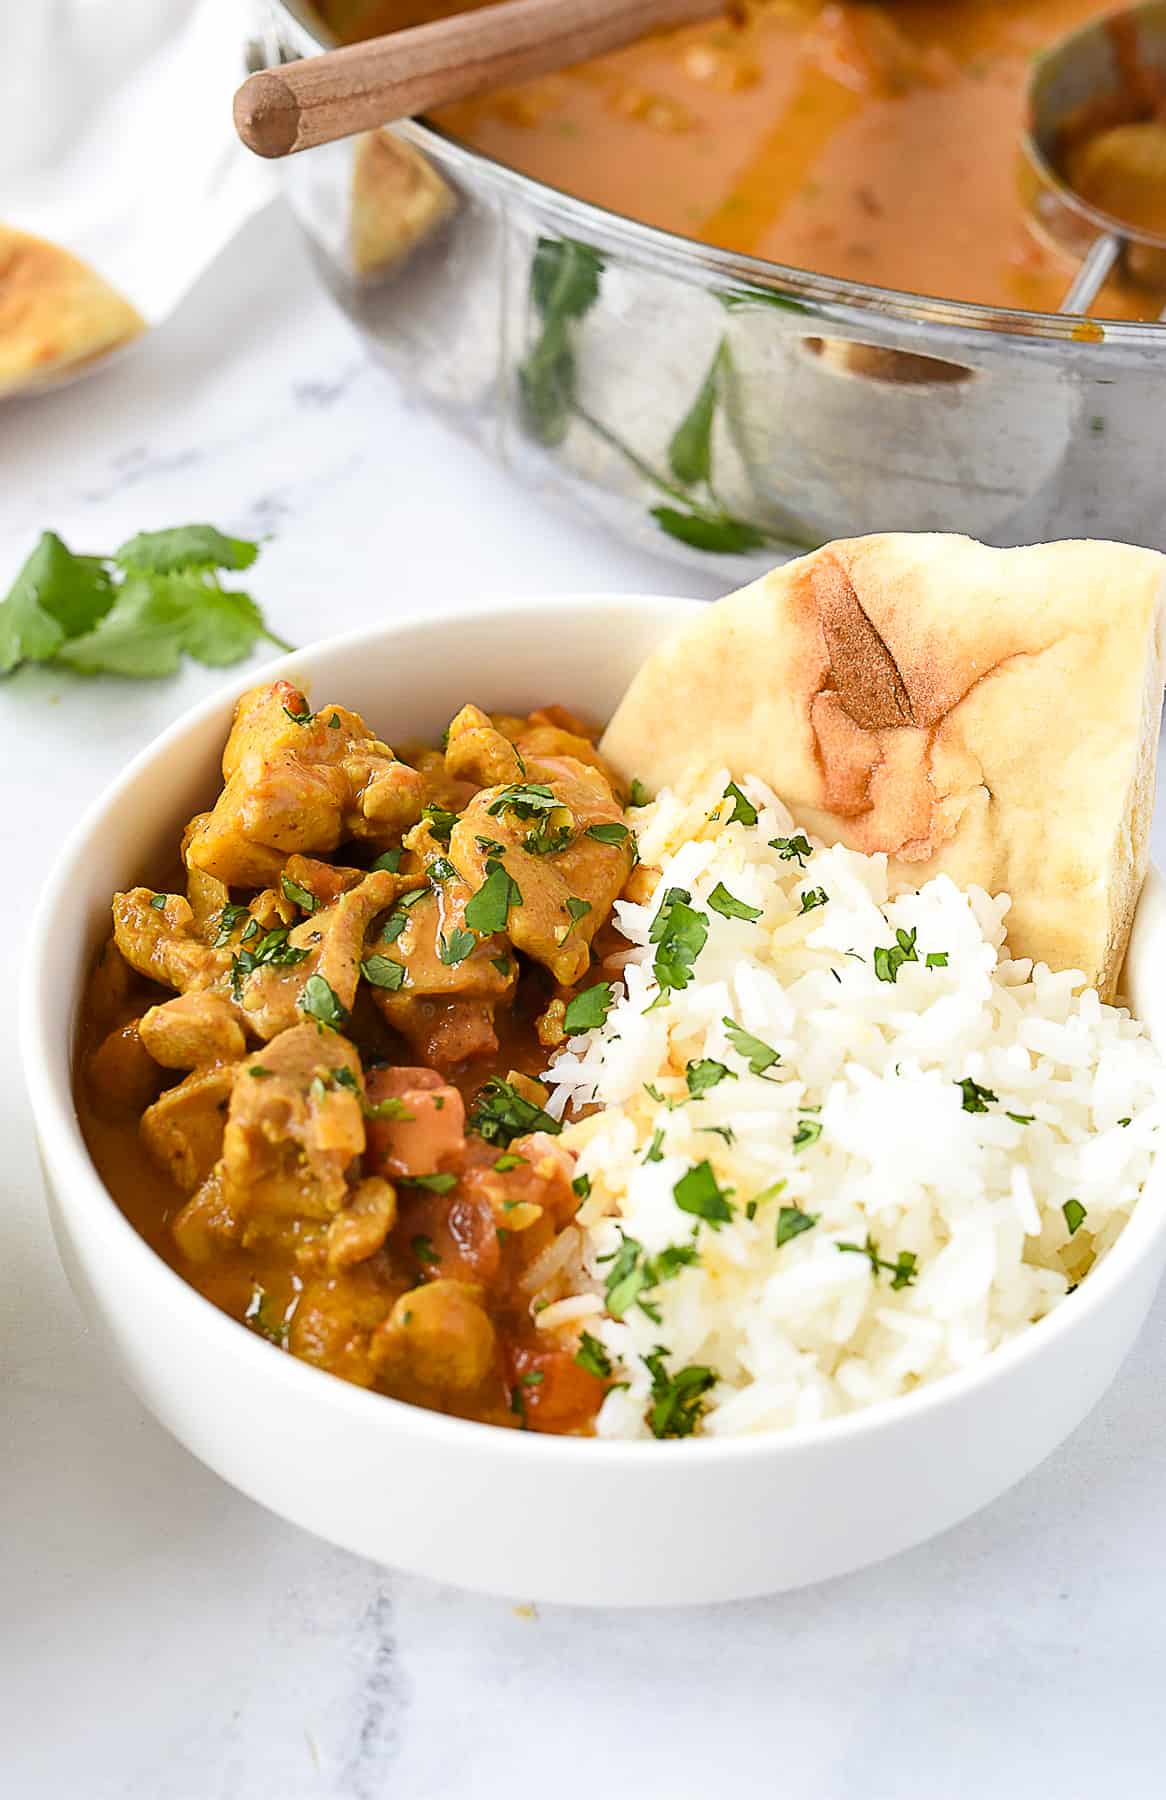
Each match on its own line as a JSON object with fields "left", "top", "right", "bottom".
{"left": 22, "top": 590, "right": 1166, "bottom": 1465}
{"left": 271, "top": 0, "right": 1166, "bottom": 349}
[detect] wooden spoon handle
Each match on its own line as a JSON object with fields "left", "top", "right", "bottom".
{"left": 235, "top": 0, "right": 725, "bottom": 157}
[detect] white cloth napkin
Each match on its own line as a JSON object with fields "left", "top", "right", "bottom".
{"left": 2, "top": 0, "right": 275, "bottom": 325}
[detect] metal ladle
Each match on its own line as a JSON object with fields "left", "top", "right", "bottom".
{"left": 1024, "top": 0, "right": 1166, "bottom": 319}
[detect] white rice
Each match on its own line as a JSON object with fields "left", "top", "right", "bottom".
{"left": 543, "top": 769, "right": 1166, "bottom": 1440}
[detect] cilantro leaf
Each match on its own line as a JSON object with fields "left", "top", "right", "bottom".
{"left": 957, "top": 1077, "right": 998, "bottom": 1114}
{"left": 799, "top": 887, "right": 828, "bottom": 914}
{"left": 574, "top": 1331, "right": 613, "bottom": 1380}
{"left": 649, "top": 886, "right": 709, "bottom": 1001}
{"left": 644, "top": 1128, "right": 666, "bottom": 1163}
{"left": 643, "top": 1348, "right": 716, "bottom": 1439}
{"left": 651, "top": 508, "right": 766, "bottom": 556}
{"left": 564, "top": 983, "right": 614, "bottom": 1033}
{"left": 792, "top": 1116, "right": 823, "bottom": 1151}
{"left": 668, "top": 341, "right": 724, "bottom": 487}
{"left": 281, "top": 874, "right": 316, "bottom": 913}
{"left": 464, "top": 862, "right": 521, "bottom": 936}
{"left": 362, "top": 954, "right": 405, "bottom": 991}
{"left": 685, "top": 1058, "right": 736, "bottom": 1099}
{"left": 370, "top": 849, "right": 403, "bottom": 873}
{"left": 873, "top": 927, "right": 919, "bottom": 984}
{"left": 770, "top": 834, "right": 812, "bottom": 865}
{"left": 437, "top": 926, "right": 476, "bottom": 967}
{"left": 707, "top": 882, "right": 762, "bottom": 922}
{"left": 837, "top": 1235, "right": 917, "bottom": 1288}
{"left": 722, "top": 1016, "right": 781, "bottom": 1077}
{"left": 421, "top": 803, "right": 459, "bottom": 845}
{"left": 115, "top": 524, "right": 259, "bottom": 573}
{"left": 1062, "top": 1198, "right": 1087, "bottom": 1236}
{"left": 673, "top": 1159, "right": 734, "bottom": 1227}
{"left": 401, "top": 1172, "right": 458, "bottom": 1195}
{"left": 585, "top": 822, "right": 631, "bottom": 846}
{"left": 0, "top": 531, "right": 115, "bottom": 671}
{"left": 629, "top": 779, "right": 650, "bottom": 808}
{"left": 469, "top": 1077, "right": 561, "bottom": 1147}
{"left": 299, "top": 973, "right": 348, "bottom": 1028}
{"left": 776, "top": 1205, "right": 819, "bottom": 1248}
{"left": 721, "top": 781, "right": 758, "bottom": 827}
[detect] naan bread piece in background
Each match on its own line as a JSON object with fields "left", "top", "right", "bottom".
{"left": 601, "top": 534, "right": 1166, "bottom": 1000}
{"left": 0, "top": 225, "right": 144, "bottom": 398}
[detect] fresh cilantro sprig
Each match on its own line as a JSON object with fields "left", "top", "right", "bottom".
{"left": 0, "top": 524, "right": 289, "bottom": 678}
{"left": 469, "top": 1077, "right": 561, "bottom": 1147}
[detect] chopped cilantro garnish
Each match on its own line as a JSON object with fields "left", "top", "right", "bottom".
{"left": 629, "top": 779, "right": 650, "bottom": 808}
{"left": 412, "top": 1234, "right": 441, "bottom": 1263}
{"left": 402, "top": 1172, "right": 458, "bottom": 1194}
{"left": 327, "top": 712, "right": 341, "bottom": 729}
{"left": 958, "top": 1077, "right": 998, "bottom": 1114}
{"left": 437, "top": 926, "right": 476, "bottom": 967}
{"left": 149, "top": 893, "right": 168, "bottom": 911}
{"left": 745, "top": 1179, "right": 786, "bottom": 1221}
{"left": 491, "top": 955, "right": 513, "bottom": 978}
{"left": 721, "top": 781, "right": 758, "bottom": 827}
{"left": 213, "top": 901, "right": 250, "bottom": 946}
{"left": 708, "top": 882, "right": 762, "bottom": 923}
{"left": 244, "top": 1283, "right": 290, "bottom": 1347}
{"left": 722, "top": 1016, "right": 781, "bottom": 1077}
{"left": 428, "top": 857, "right": 458, "bottom": 885}
{"left": 469, "top": 1077, "right": 561, "bottom": 1147}
{"left": 281, "top": 874, "right": 316, "bottom": 913}
{"left": 564, "top": 983, "right": 614, "bottom": 1033}
{"left": 247, "top": 1064, "right": 273, "bottom": 1080}
{"left": 229, "top": 925, "right": 309, "bottom": 1001}
{"left": 475, "top": 836, "right": 508, "bottom": 857}
{"left": 1118, "top": 1117, "right": 1132, "bottom": 1127}
{"left": 649, "top": 886, "right": 709, "bottom": 1001}
{"left": 685, "top": 1058, "right": 736, "bottom": 1099}
{"left": 699, "top": 1124, "right": 736, "bottom": 1146}
{"left": 1063, "top": 1199, "right": 1087, "bottom": 1236}
{"left": 486, "top": 783, "right": 558, "bottom": 820}
{"left": 561, "top": 895, "right": 592, "bottom": 940}
{"left": 282, "top": 701, "right": 314, "bottom": 725}
{"left": 673, "top": 1160, "right": 734, "bottom": 1227}
{"left": 330, "top": 1066, "right": 359, "bottom": 1092}
{"left": 299, "top": 973, "right": 348, "bottom": 1028}
{"left": 1007, "top": 1111, "right": 1035, "bottom": 1125}
{"left": 585, "top": 821, "right": 630, "bottom": 846}
{"left": 770, "top": 834, "right": 812, "bottom": 866}
{"left": 421, "top": 803, "right": 459, "bottom": 845}
{"left": 873, "top": 927, "right": 919, "bottom": 984}
{"left": 837, "top": 1235, "right": 917, "bottom": 1288}
{"left": 364, "top": 1095, "right": 414, "bottom": 1121}
{"left": 464, "top": 862, "right": 521, "bottom": 936}
{"left": 925, "top": 951, "right": 949, "bottom": 969}
{"left": 643, "top": 1348, "right": 716, "bottom": 1438}
{"left": 799, "top": 887, "right": 828, "bottom": 914}
{"left": 493, "top": 1153, "right": 527, "bottom": 1172}
{"left": 776, "top": 1205, "right": 819, "bottom": 1248}
{"left": 571, "top": 1172, "right": 591, "bottom": 1201}
{"left": 361, "top": 954, "right": 405, "bottom": 991}
{"left": 518, "top": 1370, "right": 544, "bottom": 1387}
{"left": 792, "top": 1116, "right": 822, "bottom": 1152}
{"left": 574, "top": 1331, "right": 613, "bottom": 1380}
{"left": 525, "top": 820, "right": 573, "bottom": 857}
{"left": 644, "top": 1128, "right": 665, "bottom": 1163}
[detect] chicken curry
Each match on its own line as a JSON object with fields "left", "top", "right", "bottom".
{"left": 320, "top": 0, "right": 1164, "bottom": 321}
{"left": 77, "top": 680, "right": 642, "bottom": 1432}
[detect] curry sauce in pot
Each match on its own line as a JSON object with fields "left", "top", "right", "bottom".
{"left": 322, "top": 0, "right": 1163, "bottom": 320}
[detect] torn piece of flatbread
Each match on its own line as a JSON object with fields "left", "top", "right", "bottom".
{"left": 350, "top": 130, "right": 455, "bottom": 279}
{"left": 0, "top": 225, "right": 145, "bottom": 398}
{"left": 602, "top": 534, "right": 1166, "bottom": 1000}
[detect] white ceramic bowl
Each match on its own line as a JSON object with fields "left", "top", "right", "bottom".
{"left": 22, "top": 596, "right": 1166, "bottom": 1607}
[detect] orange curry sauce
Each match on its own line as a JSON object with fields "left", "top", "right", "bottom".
{"left": 323, "top": 0, "right": 1158, "bottom": 320}
{"left": 76, "top": 685, "right": 636, "bottom": 1433}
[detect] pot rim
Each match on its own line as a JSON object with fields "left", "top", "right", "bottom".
{"left": 270, "top": 0, "right": 1166, "bottom": 350}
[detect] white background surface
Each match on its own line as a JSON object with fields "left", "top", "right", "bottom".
{"left": 3, "top": 202, "right": 1165, "bottom": 1799}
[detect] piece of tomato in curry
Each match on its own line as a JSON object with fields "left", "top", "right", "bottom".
{"left": 75, "top": 680, "right": 639, "bottom": 1433}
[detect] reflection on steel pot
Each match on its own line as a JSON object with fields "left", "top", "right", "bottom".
{"left": 257, "top": 1, "right": 1166, "bottom": 575}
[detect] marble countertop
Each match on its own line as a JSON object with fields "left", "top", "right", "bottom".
{"left": 4, "top": 201, "right": 1165, "bottom": 1800}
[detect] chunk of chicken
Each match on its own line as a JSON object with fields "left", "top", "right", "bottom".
{"left": 220, "top": 1025, "right": 365, "bottom": 1221}
{"left": 325, "top": 1176, "right": 398, "bottom": 1270}
{"left": 444, "top": 702, "right": 524, "bottom": 789}
{"left": 373, "top": 1279, "right": 497, "bottom": 1392}
{"left": 139, "top": 992, "right": 247, "bottom": 1069}
{"left": 450, "top": 754, "right": 633, "bottom": 985}
{"left": 290, "top": 1266, "right": 397, "bottom": 1388}
{"left": 364, "top": 1066, "right": 466, "bottom": 1177}
{"left": 141, "top": 1064, "right": 236, "bottom": 1194}
{"left": 113, "top": 890, "right": 232, "bottom": 993}
{"left": 181, "top": 813, "right": 230, "bottom": 936}
{"left": 367, "top": 883, "right": 515, "bottom": 1068}
{"left": 239, "top": 868, "right": 414, "bottom": 1040}
{"left": 87, "top": 1018, "right": 166, "bottom": 1115}
{"left": 185, "top": 680, "right": 427, "bottom": 887}
{"left": 171, "top": 1168, "right": 241, "bottom": 1263}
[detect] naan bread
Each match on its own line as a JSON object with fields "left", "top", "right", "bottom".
{"left": 602, "top": 534, "right": 1166, "bottom": 999}
{"left": 0, "top": 225, "right": 144, "bottom": 398}
{"left": 350, "top": 131, "right": 454, "bottom": 279}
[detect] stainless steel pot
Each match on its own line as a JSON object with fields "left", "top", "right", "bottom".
{"left": 256, "top": 0, "right": 1166, "bottom": 575}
